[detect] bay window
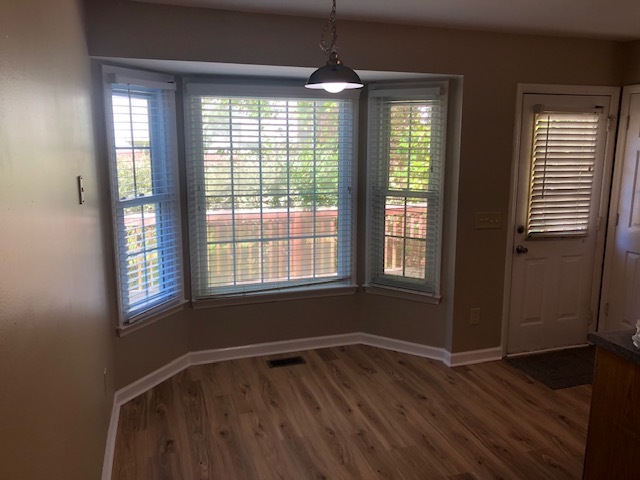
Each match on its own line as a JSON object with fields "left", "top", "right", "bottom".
{"left": 101, "top": 67, "right": 453, "bottom": 323}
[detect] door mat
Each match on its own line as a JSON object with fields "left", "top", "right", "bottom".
{"left": 505, "top": 346, "right": 595, "bottom": 390}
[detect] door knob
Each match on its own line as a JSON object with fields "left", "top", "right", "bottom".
{"left": 515, "top": 245, "right": 528, "bottom": 255}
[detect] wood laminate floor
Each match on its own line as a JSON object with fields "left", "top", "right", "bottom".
{"left": 112, "top": 345, "right": 592, "bottom": 479}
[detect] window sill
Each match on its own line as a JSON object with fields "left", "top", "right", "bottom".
{"left": 363, "top": 284, "right": 442, "bottom": 304}
{"left": 117, "top": 300, "right": 188, "bottom": 337}
{"left": 192, "top": 284, "right": 358, "bottom": 309}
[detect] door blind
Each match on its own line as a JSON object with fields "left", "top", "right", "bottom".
{"left": 527, "top": 110, "right": 601, "bottom": 237}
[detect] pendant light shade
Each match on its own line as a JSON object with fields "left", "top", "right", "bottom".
{"left": 306, "top": 53, "right": 363, "bottom": 94}
{"left": 305, "top": 0, "right": 364, "bottom": 94}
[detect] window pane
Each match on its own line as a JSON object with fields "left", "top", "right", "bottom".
{"left": 262, "top": 209, "right": 289, "bottom": 239}
{"left": 207, "top": 243, "right": 234, "bottom": 286}
{"left": 384, "top": 197, "right": 405, "bottom": 237}
{"left": 316, "top": 236, "right": 338, "bottom": 277}
{"left": 115, "top": 152, "right": 135, "bottom": 199}
{"left": 405, "top": 238, "right": 426, "bottom": 279}
{"left": 123, "top": 205, "right": 162, "bottom": 304}
{"left": 112, "top": 95, "right": 155, "bottom": 200}
{"left": 292, "top": 238, "right": 314, "bottom": 280}
{"left": 388, "top": 102, "right": 436, "bottom": 193}
{"left": 406, "top": 200, "right": 428, "bottom": 240}
{"left": 134, "top": 149, "right": 152, "bottom": 197}
{"left": 263, "top": 240, "right": 289, "bottom": 281}
{"left": 382, "top": 197, "right": 428, "bottom": 280}
{"left": 236, "top": 241, "right": 262, "bottom": 284}
{"left": 384, "top": 236, "right": 405, "bottom": 276}
{"left": 235, "top": 211, "right": 261, "bottom": 241}
{"left": 206, "top": 211, "right": 233, "bottom": 243}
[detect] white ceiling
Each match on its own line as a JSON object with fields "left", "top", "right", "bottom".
{"left": 133, "top": 0, "right": 640, "bottom": 41}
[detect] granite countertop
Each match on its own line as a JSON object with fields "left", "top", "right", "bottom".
{"left": 588, "top": 330, "right": 640, "bottom": 366}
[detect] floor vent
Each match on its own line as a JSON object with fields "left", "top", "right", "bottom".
{"left": 267, "top": 356, "right": 306, "bottom": 368}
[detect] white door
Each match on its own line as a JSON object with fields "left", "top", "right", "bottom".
{"left": 507, "top": 93, "right": 615, "bottom": 354}
{"left": 601, "top": 88, "right": 640, "bottom": 331}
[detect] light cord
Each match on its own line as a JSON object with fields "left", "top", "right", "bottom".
{"left": 319, "top": 0, "right": 338, "bottom": 57}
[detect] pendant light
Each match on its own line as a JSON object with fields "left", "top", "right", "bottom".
{"left": 305, "top": 0, "right": 363, "bottom": 94}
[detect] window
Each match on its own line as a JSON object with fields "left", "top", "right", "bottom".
{"left": 367, "top": 84, "right": 448, "bottom": 296}
{"left": 185, "top": 84, "right": 357, "bottom": 300}
{"left": 527, "top": 107, "right": 602, "bottom": 237}
{"left": 104, "top": 68, "right": 184, "bottom": 324}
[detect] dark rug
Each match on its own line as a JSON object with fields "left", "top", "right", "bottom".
{"left": 506, "top": 346, "right": 595, "bottom": 390}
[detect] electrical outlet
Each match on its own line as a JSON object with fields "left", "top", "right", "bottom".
{"left": 475, "top": 212, "right": 502, "bottom": 229}
{"left": 470, "top": 308, "right": 481, "bottom": 325}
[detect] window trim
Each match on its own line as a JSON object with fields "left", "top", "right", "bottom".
{"left": 183, "top": 81, "right": 360, "bottom": 301}
{"left": 116, "top": 300, "right": 188, "bottom": 337}
{"left": 365, "top": 81, "right": 449, "bottom": 299}
{"left": 102, "top": 65, "right": 185, "bottom": 327}
{"left": 192, "top": 284, "right": 358, "bottom": 309}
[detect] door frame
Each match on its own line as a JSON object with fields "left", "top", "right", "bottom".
{"left": 500, "top": 84, "right": 621, "bottom": 357}
{"left": 598, "top": 84, "right": 640, "bottom": 331}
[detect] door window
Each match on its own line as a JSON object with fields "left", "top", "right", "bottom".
{"left": 527, "top": 108, "right": 602, "bottom": 238}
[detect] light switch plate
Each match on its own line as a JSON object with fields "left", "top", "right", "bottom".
{"left": 77, "top": 175, "right": 85, "bottom": 205}
{"left": 476, "top": 212, "right": 502, "bottom": 229}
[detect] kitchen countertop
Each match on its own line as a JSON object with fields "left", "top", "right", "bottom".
{"left": 588, "top": 330, "right": 640, "bottom": 366}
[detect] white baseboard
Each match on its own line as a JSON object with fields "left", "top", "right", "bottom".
{"left": 359, "top": 333, "right": 448, "bottom": 362}
{"left": 445, "top": 347, "right": 503, "bottom": 367}
{"left": 101, "top": 398, "right": 120, "bottom": 480}
{"left": 190, "top": 332, "right": 362, "bottom": 366}
{"left": 102, "top": 353, "right": 191, "bottom": 480}
{"left": 102, "top": 332, "right": 499, "bottom": 479}
{"left": 505, "top": 342, "right": 589, "bottom": 358}
{"left": 115, "top": 353, "right": 191, "bottom": 406}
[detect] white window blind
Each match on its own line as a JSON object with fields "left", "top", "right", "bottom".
{"left": 185, "top": 86, "right": 355, "bottom": 299}
{"left": 368, "top": 86, "right": 447, "bottom": 294}
{"left": 105, "top": 75, "right": 183, "bottom": 323}
{"left": 527, "top": 109, "right": 601, "bottom": 237}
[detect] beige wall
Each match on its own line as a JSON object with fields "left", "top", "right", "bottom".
{"left": 622, "top": 40, "right": 640, "bottom": 84}
{"left": 114, "top": 311, "right": 189, "bottom": 387}
{"left": 84, "top": 0, "right": 624, "bottom": 388}
{"left": 190, "top": 296, "right": 359, "bottom": 352}
{"left": 0, "top": 0, "right": 115, "bottom": 478}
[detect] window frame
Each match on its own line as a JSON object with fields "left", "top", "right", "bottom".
{"left": 365, "top": 82, "right": 449, "bottom": 300}
{"left": 102, "top": 66, "right": 186, "bottom": 327}
{"left": 183, "top": 81, "right": 360, "bottom": 303}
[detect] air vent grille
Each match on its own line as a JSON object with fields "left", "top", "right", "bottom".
{"left": 267, "top": 356, "right": 306, "bottom": 368}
